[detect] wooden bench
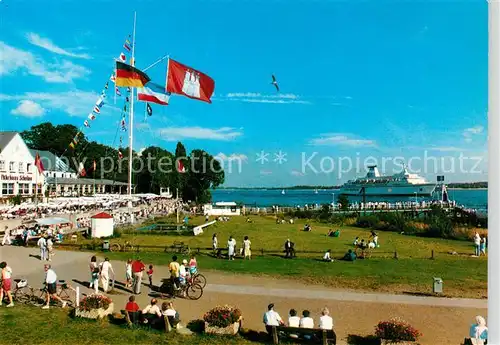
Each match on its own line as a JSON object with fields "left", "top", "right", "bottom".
{"left": 271, "top": 325, "right": 336, "bottom": 344}
{"left": 120, "top": 310, "right": 173, "bottom": 332}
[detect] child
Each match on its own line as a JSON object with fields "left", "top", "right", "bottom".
{"left": 125, "top": 259, "right": 132, "bottom": 288}
{"left": 189, "top": 255, "right": 198, "bottom": 275}
{"left": 147, "top": 264, "right": 154, "bottom": 287}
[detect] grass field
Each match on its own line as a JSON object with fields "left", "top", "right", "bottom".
{"left": 80, "top": 215, "right": 487, "bottom": 298}
{"left": 0, "top": 306, "right": 263, "bottom": 345}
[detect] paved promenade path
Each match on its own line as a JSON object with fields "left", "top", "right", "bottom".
{"left": 0, "top": 245, "right": 486, "bottom": 345}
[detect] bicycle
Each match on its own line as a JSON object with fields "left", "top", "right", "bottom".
{"left": 12, "top": 279, "right": 37, "bottom": 304}
{"left": 31, "top": 280, "right": 76, "bottom": 307}
{"left": 158, "top": 278, "right": 203, "bottom": 300}
{"left": 189, "top": 272, "right": 206, "bottom": 288}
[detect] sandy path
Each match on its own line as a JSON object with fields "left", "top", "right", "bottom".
{"left": 1, "top": 246, "right": 486, "bottom": 345}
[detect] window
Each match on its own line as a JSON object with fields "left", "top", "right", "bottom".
{"left": 26, "top": 163, "right": 32, "bottom": 173}
{"left": 19, "top": 183, "right": 29, "bottom": 194}
{"left": 0, "top": 161, "right": 5, "bottom": 171}
{"left": 32, "top": 183, "right": 42, "bottom": 194}
{"left": 9, "top": 162, "right": 15, "bottom": 172}
{"left": 19, "top": 162, "right": 24, "bottom": 172}
{"left": 1, "top": 183, "right": 14, "bottom": 195}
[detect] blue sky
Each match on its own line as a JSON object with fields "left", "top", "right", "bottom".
{"left": 0, "top": 0, "right": 487, "bottom": 186}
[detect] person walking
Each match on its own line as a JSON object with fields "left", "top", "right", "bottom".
{"left": 99, "top": 257, "right": 114, "bottom": 293}
{"left": 131, "top": 258, "right": 145, "bottom": 295}
{"left": 212, "top": 233, "right": 218, "bottom": 252}
{"left": 1, "top": 226, "right": 11, "bottom": 246}
{"left": 0, "top": 262, "right": 14, "bottom": 307}
{"left": 89, "top": 256, "right": 99, "bottom": 294}
{"left": 46, "top": 237, "right": 54, "bottom": 261}
{"left": 474, "top": 232, "right": 481, "bottom": 256}
{"left": 37, "top": 235, "right": 47, "bottom": 261}
{"left": 227, "top": 236, "right": 236, "bottom": 260}
{"left": 243, "top": 236, "right": 252, "bottom": 260}
{"left": 480, "top": 236, "right": 487, "bottom": 255}
{"left": 125, "top": 259, "right": 133, "bottom": 288}
{"left": 42, "top": 264, "right": 66, "bottom": 309}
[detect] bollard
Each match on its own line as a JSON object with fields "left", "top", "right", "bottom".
{"left": 431, "top": 250, "right": 435, "bottom": 259}
{"left": 394, "top": 250, "right": 398, "bottom": 259}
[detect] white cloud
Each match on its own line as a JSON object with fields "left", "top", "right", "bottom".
{"left": 0, "top": 41, "right": 89, "bottom": 83}
{"left": 310, "top": 133, "right": 377, "bottom": 147}
{"left": 216, "top": 153, "right": 248, "bottom": 161}
{"left": 426, "top": 146, "right": 469, "bottom": 152}
{"left": 462, "top": 125, "right": 484, "bottom": 143}
{"left": 0, "top": 90, "right": 100, "bottom": 116}
{"left": 11, "top": 100, "right": 45, "bottom": 117}
{"left": 290, "top": 170, "right": 304, "bottom": 176}
{"left": 157, "top": 127, "right": 243, "bottom": 141}
{"left": 26, "top": 33, "right": 91, "bottom": 59}
{"left": 223, "top": 92, "right": 310, "bottom": 104}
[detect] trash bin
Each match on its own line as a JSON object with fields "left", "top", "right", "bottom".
{"left": 433, "top": 277, "right": 443, "bottom": 293}
{"left": 103, "top": 240, "right": 110, "bottom": 251}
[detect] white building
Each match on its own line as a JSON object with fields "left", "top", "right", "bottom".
{"left": 0, "top": 132, "right": 45, "bottom": 200}
{"left": 203, "top": 201, "right": 241, "bottom": 216}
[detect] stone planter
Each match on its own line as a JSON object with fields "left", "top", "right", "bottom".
{"left": 204, "top": 321, "right": 240, "bottom": 335}
{"left": 379, "top": 339, "right": 419, "bottom": 345}
{"left": 75, "top": 303, "right": 114, "bottom": 320}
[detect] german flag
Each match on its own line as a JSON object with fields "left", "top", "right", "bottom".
{"left": 115, "top": 61, "right": 150, "bottom": 88}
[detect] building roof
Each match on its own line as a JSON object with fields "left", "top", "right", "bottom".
{"left": 91, "top": 212, "right": 113, "bottom": 219}
{"left": 29, "top": 149, "right": 75, "bottom": 173}
{"left": 44, "top": 177, "right": 131, "bottom": 186}
{"left": 0, "top": 132, "right": 18, "bottom": 151}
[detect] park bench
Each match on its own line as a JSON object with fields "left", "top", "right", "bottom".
{"left": 270, "top": 325, "right": 336, "bottom": 345}
{"left": 164, "top": 241, "right": 190, "bottom": 255}
{"left": 120, "top": 310, "right": 174, "bottom": 332}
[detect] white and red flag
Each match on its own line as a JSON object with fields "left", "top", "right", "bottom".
{"left": 166, "top": 59, "right": 215, "bottom": 103}
{"left": 137, "top": 82, "right": 170, "bottom": 105}
{"left": 177, "top": 159, "right": 186, "bottom": 173}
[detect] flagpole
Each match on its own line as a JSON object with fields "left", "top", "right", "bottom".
{"left": 128, "top": 11, "right": 137, "bottom": 224}
{"left": 176, "top": 187, "right": 179, "bottom": 224}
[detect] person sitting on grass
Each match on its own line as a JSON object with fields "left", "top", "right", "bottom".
{"left": 342, "top": 249, "right": 357, "bottom": 261}
{"left": 323, "top": 250, "right": 333, "bottom": 262}
{"left": 353, "top": 237, "right": 360, "bottom": 246}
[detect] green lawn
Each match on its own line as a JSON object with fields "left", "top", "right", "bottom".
{"left": 0, "top": 306, "right": 264, "bottom": 345}
{"left": 78, "top": 215, "right": 487, "bottom": 298}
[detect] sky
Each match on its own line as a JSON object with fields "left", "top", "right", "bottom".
{"left": 0, "top": 0, "right": 488, "bottom": 187}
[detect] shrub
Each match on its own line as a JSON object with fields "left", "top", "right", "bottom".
{"left": 203, "top": 305, "right": 242, "bottom": 328}
{"left": 355, "top": 215, "right": 380, "bottom": 229}
{"left": 79, "top": 294, "right": 112, "bottom": 311}
{"left": 375, "top": 317, "right": 422, "bottom": 342}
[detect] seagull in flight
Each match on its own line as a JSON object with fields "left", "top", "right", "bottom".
{"left": 271, "top": 75, "right": 279, "bottom": 92}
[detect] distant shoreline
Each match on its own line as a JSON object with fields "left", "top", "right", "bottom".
{"left": 448, "top": 187, "right": 487, "bottom": 190}
{"left": 217, "top": 186, "right": 488, "bottom": 191}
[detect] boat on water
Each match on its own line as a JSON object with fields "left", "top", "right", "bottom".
{"left": 281, "top": 189, "right": 285, "bottom": 195}
{"left": 314, "top": 189, "right": 318, "bottom": 194}
{"left": 339, "top": 165, "right": 437, "bottom": 196}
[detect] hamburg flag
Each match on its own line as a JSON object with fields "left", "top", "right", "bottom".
{"left": 115, "top": 61, "right": 150, "bottom": 88}
{"left": 137, "top": 82, "right": 170, "bottom": 105}
{"left": 166, "top": 59, "right": 215, "bottom": 103}
{"left": 34, "top": 152, "right": 44, "bottom": 174}
{"left": 177, "top": 159, "right": 186, "bottom": 173}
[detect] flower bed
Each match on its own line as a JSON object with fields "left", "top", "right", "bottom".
{"left": 203, "top": 305, "right": 242, "bottom": 335}
{"left": 75, "top": 294, "right": 114, "bottom": 320}
{"left": 375, "top": 317, "right": 422, "bottom": 344}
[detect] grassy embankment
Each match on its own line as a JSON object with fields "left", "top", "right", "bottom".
{"left": 77, "top": 215, "right": 487, "bottom": 298}
{"left": 0, "top": 306, "right": 263, "bottom": 345}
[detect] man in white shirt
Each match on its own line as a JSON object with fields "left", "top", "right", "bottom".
{"left": 318, "top": 307, "right": 334, "bottom": 330}
{"left": 99, "top": 258, "right": 114, "bottom": 293}
{"left": 37, "top": 236, "right": 47, "bottom": 261}
{"left": 323, "top": 250, "right": 333, "bottom": 262}
{"left": 42, "top": 265, "right": 66, "bottom": 309}
{"left": 263, "top": 303, "right": 284, "bottom": 334}
{"left": 142, "top": 298, "right": 162, "bottom": 328}
{"left": 1, "top": 226, "right": 11, "bottom": 246}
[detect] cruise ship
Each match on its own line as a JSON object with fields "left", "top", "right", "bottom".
{"left": 339, "top": 165, "right": 437, "bottom": 196}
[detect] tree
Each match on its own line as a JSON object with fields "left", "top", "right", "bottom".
{"left": 338, "top": 194, "right": 350, "bottom": 211}
{"left": 181, "top": 149, "right": 224, "bottom": 204}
